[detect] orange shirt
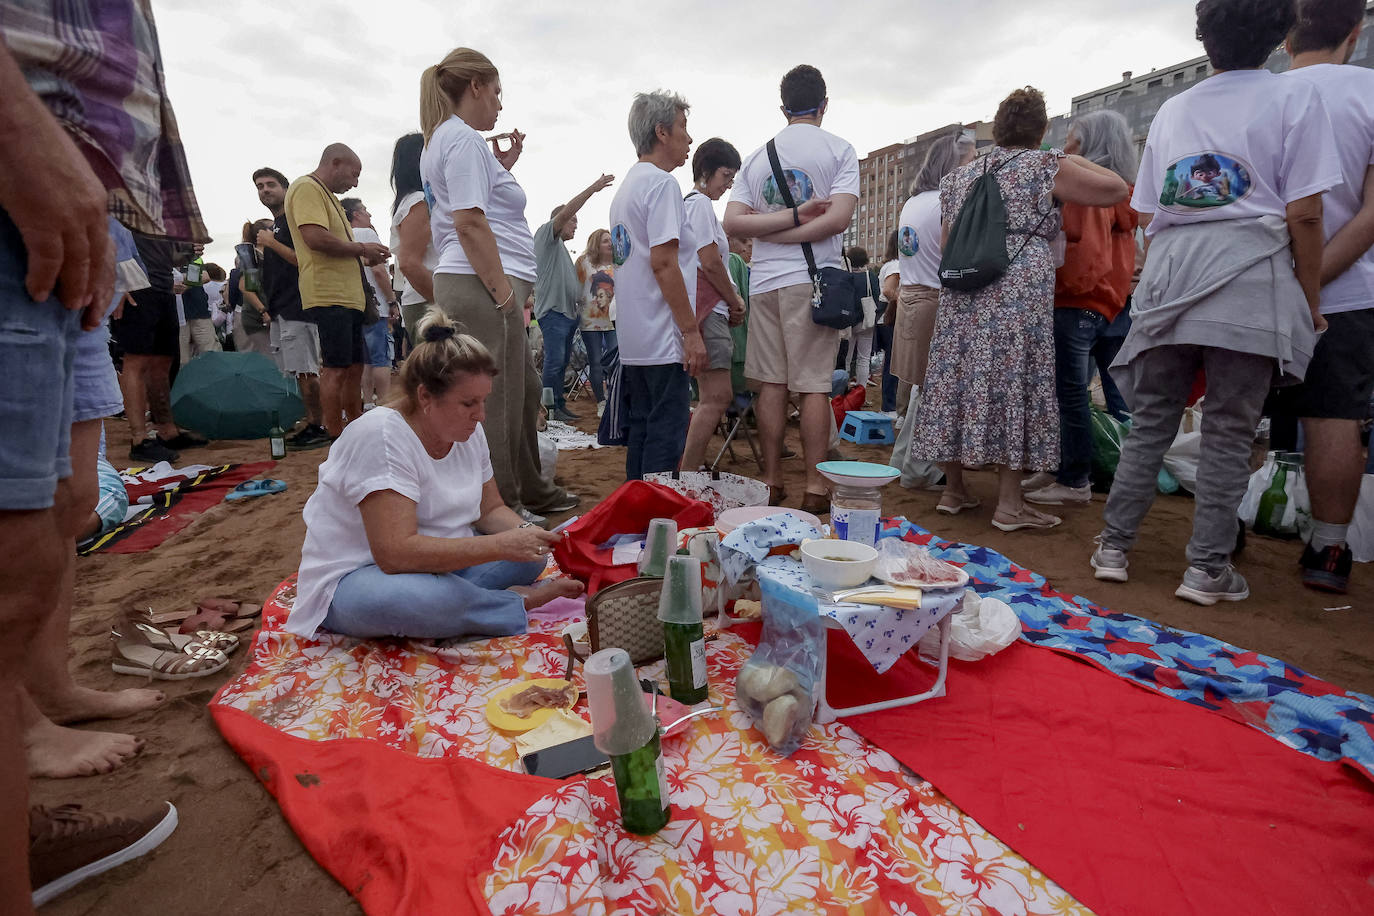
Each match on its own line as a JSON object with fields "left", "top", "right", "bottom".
{"left": 1054, "top": 192, "right": 1139, "bottom": 321}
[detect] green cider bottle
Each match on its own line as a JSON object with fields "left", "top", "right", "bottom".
{"left": 659, "top": 555, "right": 708, "bottom": 704}
{"left": 1253, "top": 454, "right": 1290, "bottom": 537}
{"left": 585, "top": 648, "right": 670, "bottom": 836}
{"left": 609, "top": 730, "right": 670, "bottom": 835}
{"left": 268, "top": 411, "right": 287, "bottom": 460}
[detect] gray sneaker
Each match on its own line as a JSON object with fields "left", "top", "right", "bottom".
{"left": 517, "top": 508, "right": 547, "bottom": 527}
{"left": 1090, "top": 544, "right": 1129, "bottom": 582}
{"left": 1175, "top": 565, "right": 1249, "bottom": 606}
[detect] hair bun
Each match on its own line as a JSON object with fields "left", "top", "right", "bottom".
{"left": 422, "top": 325, "right": 456, "bottom": 343}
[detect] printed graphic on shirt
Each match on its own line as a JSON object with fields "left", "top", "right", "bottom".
{"left": 762, "top": 168, "right": 815, "bottom": 209}
{"left": 585, "top": 270, "right": 615, "bottom": 323}
{"left": 423, "top": 181, "right": 436, "bottom": 211}
{"left": 611, "top": 225, "right": 631, "bottom": 266}
{"left": 898, "top": 225, "right": 919, "bottom": 258}
{"left": 1159, "top": 152, "right": 1254, "bottom": 212}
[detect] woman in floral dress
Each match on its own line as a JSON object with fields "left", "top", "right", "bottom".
{"left": 912, "top": 87, "right": 1127, "bottom": 531}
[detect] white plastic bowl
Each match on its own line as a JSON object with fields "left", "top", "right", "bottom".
{"left": 815, "top": 460, "right": 901, "bottom": 489}
{"left": 800, "top": 538, "right": 878, "bottom": 590}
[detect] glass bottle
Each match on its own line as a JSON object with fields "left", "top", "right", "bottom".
{"left": 268, "top": 411, "right": 286, "bottom": 460}
{"left": 659, "top": 555, "right": 708, "bottom": 704}
{"left": 830, "top": 483, "right": 881, "bottom": 547}
{"left": 1253, "top": 452, "right": 1291, "bottom": 537}
{"left": 586, "top": 648, "right": 669, "bottom": 835}
{"left": 185, "top": 257, "right": 204, "bottom": 286}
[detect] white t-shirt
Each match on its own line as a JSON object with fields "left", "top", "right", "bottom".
{"left": 730, "top": 123, "right": 860, "bottom": 295}
{"left": 288, "top": 406, "right": 494, "bottom": 638}
{"left": 685, "top": 190, "right": 729, "bottom": 317}
{"left": 607, "top": 160, "right": 697, "bottom": 365}
{"left": 878, "top": 259, "right": 899, "bottom": 305}
{"left": 897, "top": 190, "right": 942, "bottom": 288}
{"left": 351, "top": 226, "right": 391, "bottom": 317}
{"left": 1284, "top": 63, "right": 1374, "bottom": 315}
{"left": 1133, "top": 69, "right": 1341, "bottom": 239}
{"left": 389, "top": 190, "right": 439, "bottom": 307}
{"left": 420, "top": 115, "right": 537, "bottom": 282}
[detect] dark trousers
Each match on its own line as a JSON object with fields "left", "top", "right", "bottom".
{"left": 623, "top": 362, "right": 689, "bottom": 480}
{"left": 875, "top": 323, "right": 897, "bottom": 412}
{"left": 1053, "top": 308, "right": 1109, "bottom": 488}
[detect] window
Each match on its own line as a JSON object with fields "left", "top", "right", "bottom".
{"left": 1196, "top": 64, "right": 1207, "bottom": 76}
{"left": 1147, "top": 78, "right": 1162, "bottom": 89}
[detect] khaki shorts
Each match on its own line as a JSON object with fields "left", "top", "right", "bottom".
{"left": 701, "top": 310, "right": 734, "bottom": 371}
{"left": 744, "top": 283, "right": 839, "bottom": 393}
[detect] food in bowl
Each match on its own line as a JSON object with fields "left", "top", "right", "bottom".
{"left": 800, "top": 538, "right": 878, "bottom": 590}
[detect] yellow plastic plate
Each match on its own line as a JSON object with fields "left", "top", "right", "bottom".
{"left": 485, "top": 678, "right": 577, "bottom": 733}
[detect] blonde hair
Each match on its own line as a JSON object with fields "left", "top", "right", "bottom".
{"left": 581, "top": 229, "right": 612, "bottom": 267}
{"left": 420, "top": 48, "right": 499, "bottom": 142}
{"left": 398, "top": 309, "right": 498, "bottom": 407}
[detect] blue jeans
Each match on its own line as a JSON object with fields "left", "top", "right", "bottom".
{"left": 874, "top": 323, "right": 897, "bottom": 412}
{"left": 1093, "top": 308, "right": 1132, "bottom": 421}
{"left": 581, "top": 329, "right": 615, "bottom": 402}
{"left": 539, "top": 310, "right": 579, "bottom": 410}
{"left": 623, "top": 362, "right": 689, "bottom": 479}
{"left": 1053, "top": 308, "right": 1109, "bottom": 489}
{"left": 322, "top": 558, "right": 546, "bottom": 640}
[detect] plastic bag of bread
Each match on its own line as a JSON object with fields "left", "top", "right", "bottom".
{"left": 733, "top": 577, "right": 824, "bottom": 756}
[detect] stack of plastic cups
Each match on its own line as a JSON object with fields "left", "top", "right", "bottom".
{"left": 585, "top": 648, "right": 670, "bottom": 835}
{"left": 638, "top": 518, "right": 677, "bottom": 578}
{"left": 658, "top": 555, "right": 708, "bottom": 704}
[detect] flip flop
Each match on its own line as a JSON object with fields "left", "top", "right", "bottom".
{"left": 175, "top": 598, "right": 260, "bottom": 634}
{"left": 148, "top": 597, "right": 260, "bottom": 627}
{"left": 225, "top": 479, "right": 287, "bottom": 502}
{"left": 935, "top": 495, "right": 981, "bottom": 516}
{"left": 991, "top": 508, "right": 1062, "bottom": 532}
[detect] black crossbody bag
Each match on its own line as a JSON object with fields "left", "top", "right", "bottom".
{"left": 765, "top": 140, "right": 861, "bottom": 329}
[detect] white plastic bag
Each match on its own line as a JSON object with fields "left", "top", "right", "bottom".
{"left": 1238, "top": 453, "right": 1311, "bottom": 538}
{"left": 917, "top": 591, "right": 1021, "bottom": 663}
{"left": 1345, "top": 474, "right": 1374, "bottom": 563}
{"left": 538, "top": 431, "right": 556, "bottom": 484}
{"left": 1162, "top": 430, "right": 1201, "bottom": 493}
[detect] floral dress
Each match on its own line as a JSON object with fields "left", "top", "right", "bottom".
{"left": 912, "top": 147, "right": 1063, "bottom": 471}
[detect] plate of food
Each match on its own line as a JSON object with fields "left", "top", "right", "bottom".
{"left": 486, "top": 678, "right": 579, "bottom": 733}
{"left": 874, "top": 541, "right": 969, "bottom": 590}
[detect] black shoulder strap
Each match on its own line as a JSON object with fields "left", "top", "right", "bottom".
{"left": 766, "top": 139, "right": 819, "bottom": 281}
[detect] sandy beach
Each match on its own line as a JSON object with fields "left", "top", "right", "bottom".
{"left": 34, "top": 404, "right": 1374, "bottom": 915}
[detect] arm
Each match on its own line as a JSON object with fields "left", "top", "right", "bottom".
{"left": 551, "top": 174, "right": 614, "bottom": 237}
{"left": 881, "top": 272, "right": 900, "bottom": 304}
{"left": 1053, "top": 154, "right": 1129, "bottom": 208}
{"left": 1320, "top": 163, "right": 1374, "bottom": 287}
{"left": 297, "top": 224, "right": 388, "bottom": 265}
{"left": 453, "top": 208, "right": 515, "bottom": 306}
{"left": 650, "top": 239, "right": 707, "bottom": 376}
{"left": 359, "top": 482, "right": 559, "bottom": 574}
{"left": 369, "top": 262, "right": 396, "bottom": 302}
{"left": 396, "top": 202, "right": 435, "bottom": 301}
{"left": 698, "top": 241, "right": 746, "bottom": 323}
{"left": 239, "top": 274, "right": 270, "bottom": 323}
{"left": 758, "top": 193, "right": 858, "bottom": 244}
{"left": 0, "top": 44, "right": 112, "bottom": 320}
{"left": 1286, "top": 192, "right": 1327, "bottom": 332}
{"left": 257, "top": 228, "right": 299, "bottom": 267}
{"left": 723, "top": 198, "right": 831, "bottom": 239}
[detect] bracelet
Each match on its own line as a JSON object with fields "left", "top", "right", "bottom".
{"left": 496, "top": 288, "right": 514, "bottom": 309}
{"left": 517, "top": 521, "right": 534, "bottom": 529}
{"left": 791, "top": 206, "right": 800, "bottom": 227}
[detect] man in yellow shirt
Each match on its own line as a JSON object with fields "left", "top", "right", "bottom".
{"left": 285, "top": 143, "right": 389, "bottom": 437}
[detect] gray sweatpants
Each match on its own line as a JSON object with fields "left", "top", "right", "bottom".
{"left": 1100, "top": 344, "right": 1272, "bottom": 574}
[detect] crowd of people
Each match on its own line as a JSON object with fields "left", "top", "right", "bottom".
{"left": 2, "top": 0, "right": 1373, "bottom": 909}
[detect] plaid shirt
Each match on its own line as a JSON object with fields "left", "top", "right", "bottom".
{"left": 0, "top": 0, "right": 209, "bottom": 242}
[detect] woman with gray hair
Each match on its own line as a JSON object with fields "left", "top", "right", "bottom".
{"left": 604, "top": 90, "right": 708, "bottom": 478}
{"left": 418, "top": 46, "right": 578, "bottom": 522}
{"left": 1023, "top": 109, "right": 1141, "bottom": 507}
{"left": 887, "top": 133, "right": 975, "bottom": 489}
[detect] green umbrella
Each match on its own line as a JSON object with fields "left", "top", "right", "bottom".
{"left": 171, "top": 351, "right": 304, "bottom": 439}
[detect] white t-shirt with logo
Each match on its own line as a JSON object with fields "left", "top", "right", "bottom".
{"left": 389, "top": 190, "right": 439, "bottom": 307}
{"left": 685, "top": 191, "right": 730, "bottom": 317}
{"left": 897, "top": 190, "right": 942, "bottom": 288}
{"left": 1133, "top": 69, "right": 1341, "bottom": 239}
{"left": 288, "top": 406, "right": 494, "bottom": 638}
{"left": 1284, "top": 63, "right": 1374, "bottom": 315}
{"left": 421, "top": 115, "right": 537, "bottom": 282}
{"left": 730, "top": 123, "right": 860, "bottom": 295}
{"left": 351, "top": 226, "right": 391, "bottom": 318}
{"left": 607, "top": 160, "right": 697, "bottom": 366}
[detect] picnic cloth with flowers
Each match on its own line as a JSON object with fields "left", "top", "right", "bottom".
{"left": 211, "top": 577, "right": 1091, "bottom": 915}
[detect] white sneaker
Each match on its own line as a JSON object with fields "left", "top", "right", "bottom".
{"left": 1020, "top": 471, "right": 1056, "bottom": 492}
{"left": 1175, "top": 566, "right": 1249, "bottom": 606}
{"left": 1090, "top": 544, "right": 1129, "bottom": 582}
{"left": 1025, "top": 482, "right": 1092, "bottom": 506}
{"left": 596, "top": 401, "right": 606, "bottom": 418}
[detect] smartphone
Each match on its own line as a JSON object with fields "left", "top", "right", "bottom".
{"left": 521, "top": 735, "right": 609, "bottom": 779}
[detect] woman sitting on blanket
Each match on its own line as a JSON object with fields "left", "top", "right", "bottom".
{"left": 287, "top": 312, "right": 584, "bottom": 640}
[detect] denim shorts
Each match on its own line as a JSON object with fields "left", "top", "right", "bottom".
{"left": 364, "top": 317, "right": 392, "bottom": 367}
{"left": 0, "top": 209, "right": 82, "bottom": 509}
{"left": 73, "top": 319, "right": 124, "bottom": 422}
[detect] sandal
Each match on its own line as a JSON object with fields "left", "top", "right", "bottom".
{"left": 225, "top": 479, "right": 287, "bottom": 502}
{"left": 936, "top": 495, "right": 981, "bottom": 516}
{"left": 991, "top": 506, "right": 1062, "bottom": 532}
{"left": 176, "top": 603, "right": 256, "bottom": 635}
{"left": 110, "top": 614, "right": 229, "bottom": 680}
{"left": 149, "top": 597, "right": 260, "bottom": 631}
{"left": 122, "top": 609, "right": 241, "bottom": 657}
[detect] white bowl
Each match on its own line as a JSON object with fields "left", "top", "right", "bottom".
{"left": 815, "top": 460, "right": 901, "bottom": 490}
{"left": 800, "top": 538, "right": 878, "bottom": 590}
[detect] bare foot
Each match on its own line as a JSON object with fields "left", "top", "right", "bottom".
{"left": 38, "top": 684, "right": 167, "bottom": 725}
{"left": 26, "top": 717, "right": 144, "bottom": 778}
{"left": 510, "top": 578, "right": 585, "bottom": 611}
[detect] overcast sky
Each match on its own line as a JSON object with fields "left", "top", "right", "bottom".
{"left": 154, "top": 0, "right": 1208, "bottom": 269}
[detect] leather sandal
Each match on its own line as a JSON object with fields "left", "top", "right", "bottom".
{"left": 126, "top": 608, "right": 240, "bottom": 657}
{"left": 110, "top": 614, "right": 230, "bottom": 681}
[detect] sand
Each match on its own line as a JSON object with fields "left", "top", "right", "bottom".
{"left": 33, "top": 399, "right": 1374, "bottom": 914}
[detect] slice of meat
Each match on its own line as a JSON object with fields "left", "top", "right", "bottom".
{"left": 500, "top": 682, "right": 576, "bottom": 718}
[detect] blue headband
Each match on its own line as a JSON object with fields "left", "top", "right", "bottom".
{"left": 785, "top": 106, "right": 820, "bottom": 118}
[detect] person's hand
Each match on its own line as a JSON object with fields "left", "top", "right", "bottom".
{"left": 497, "top": 523, "right": 561, "bottom": 562}
{"left": 79, "top": 245, "right": 118, "bottom": 330}
{"left": 172, "top": 279, "right": 187, "bottom": 295}
{"left": 359, "top": 241, "right": 390, "bottom": 266}
{"left": 587, "top": 173, "right": 614, "bottom": 195}
{"left": 682, "top": 328, "right": 708, "bottom": 377}
{"left": 1312, "top": 310, "right": 1328, "bottom": 334}
{"left": 0, "top": 97, "right": 112, "bottom": 311}
{"left": 492, "top": 129, "right": 524, "bottom": 171}
{"left": 728, "top": 296, "right": 745, "bottom": 327}
{"left": 256, "top": 228, "right": 275, "bottom": 249}
{"left": 797, "top": 198, "right": 831, "bottom": 224}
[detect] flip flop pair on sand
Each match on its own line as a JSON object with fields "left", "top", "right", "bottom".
{"left": 225, "top": 479, "right": 287, "bottom": 502}
{"left": 146, "top": 597, "right": 262, "bottom": 635}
